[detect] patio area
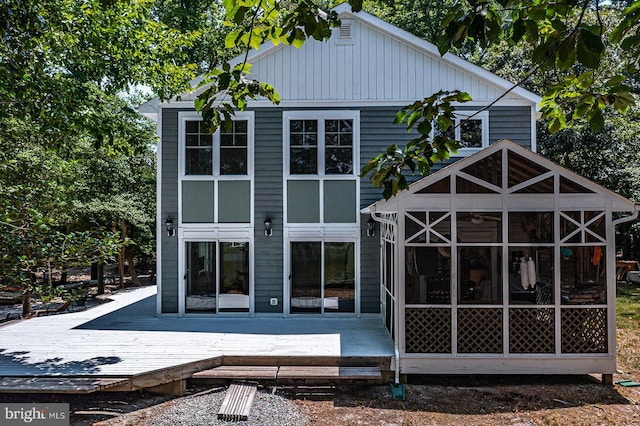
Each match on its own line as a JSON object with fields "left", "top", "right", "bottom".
{"left": 0, "top": 286, "right": 394, "bottom": 393}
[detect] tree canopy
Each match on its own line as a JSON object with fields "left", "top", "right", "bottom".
{"left": 0, "top": 0, "right": 200, "bottom": 313}
{"left": 197, "top": 0, "right": 639, "bottom": 198}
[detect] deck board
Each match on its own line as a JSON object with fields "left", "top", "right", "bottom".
{"left": 0, "top": 377, "right": 129, "bottom": 393}
{"left": 277, "top": 366, "right": 381, "bottom": 380}
{"left": 0, "top": 286, "right": 394, "bottom": 391}
{"left": 218, "top": 381, "right": 257, "bottom": 421}
{"left": 193, "top": 366, "right": 279, "bottom": 380}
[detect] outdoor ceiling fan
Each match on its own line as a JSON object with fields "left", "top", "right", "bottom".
{"left": 462, "top": 213, "right": 501, "bottom": 225}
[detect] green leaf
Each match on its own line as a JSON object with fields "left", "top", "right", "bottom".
{"left": 225, "top": 31, "right": 239, "bottom": 48}
{"left": 613, "top": 91, "right": 635, "bottom": 113}
{"left": 620, "top": 35, "right": 640, "bottom": 52}
{"left": 588, "top": 108, "right": 604, "bottom": 130}
{"left": 556, "top": 32, "right": 576, "bottom": 66}
{"left": 394, "top": 109, "right": 408, "bottom": 124}
{"left": 576, "top": 28, "right": 603, "bottom": 69}
{"left": 456, "top": 92, "right": 472, "bottom": 102}
{"left": 349, "top": 0, "right": 363, "bottom": 12}
{"left": 606, "top": 75, "right": 626, "bottom": 88}
{"left": 510, "top": 18, "right": 525, "bottom": 42}
{"left": 223, "top": 0, "right": 236, "bottom": 15}
{"left": 417, "top": 119, "right": 432, "bottom": 136}
{"left": 406, "top": 111, "right": 422, "bottom": 129}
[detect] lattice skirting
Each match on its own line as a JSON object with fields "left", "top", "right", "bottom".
{"left": 509, "top": 308, "right": 555, "bottom": 353}
{"left": 404, "top": 307, "right": 608, "bottom": 355}
{"left": 405, "top": 308, "right": 452, "bottom": 353}
{"left": 561, "top": 308, "right": 608, "bottom": 353}
{"left": 457, "top": 308, "right": 503, "bottom": 353}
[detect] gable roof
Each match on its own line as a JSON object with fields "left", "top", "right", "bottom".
{"left": 363, "top": 139, "right": 638, "bottom": 214}
{"left": 140, "top": 4, "right": 541, "bottom": 121}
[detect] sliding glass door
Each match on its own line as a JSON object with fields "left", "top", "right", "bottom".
{"left": 185, "top": 241, "right": 250, "bottom": 314}
{"left": 290, "top": 242, "right": 322, "bottom": 313}
{"left": 290, "top": 241, "right": 355, "bottom": 314}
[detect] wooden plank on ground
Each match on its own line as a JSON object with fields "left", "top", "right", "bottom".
{"left": 277, "top": 366, "right": 381, "bottom": 380}
{"left": 0, "top": 377, "right": 129, "bottom": 394}
{"left": 193, "top": 366, "right": 278, "bottom": 380}
{"left": 218, "top": 381, "right": 257, "bottom": 421}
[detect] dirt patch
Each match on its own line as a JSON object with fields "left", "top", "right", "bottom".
{"left": 291, "top": 327, "right": 640, "bottom": 425}
{"left": 294, "top": 376, "right": 639, "bottom": 425}
{"left": 3, "top": 376, "right": 638, "bottom": 426}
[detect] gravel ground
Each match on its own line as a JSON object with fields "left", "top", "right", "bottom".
{"left": 96, "top": 386, "right": 309, "bottom": 426}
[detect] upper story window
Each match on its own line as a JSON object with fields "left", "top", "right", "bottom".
{"left": 435, "top": 111, "right": 489, "bottom": 154}
{"left": 284, "top": 111, "right": 359, "bottom": 224}
{"left": 185, "top": 120, "right": 213, "bottom": 175}
{"left": 183, "top": 113, "right": 252, "bottom": 177}
{"left": 179, "top": 112, "right": 254, "bottom": 224}
{"left": 286, "top": 111, "right": 358, "bottom": 176}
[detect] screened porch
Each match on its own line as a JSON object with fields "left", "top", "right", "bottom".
{"left": 366, "top": 139, "right": 638, "bottom": 376}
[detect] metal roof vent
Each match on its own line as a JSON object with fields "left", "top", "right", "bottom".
{"left": 339, "top": 22, "right": 352, "bottom": 38}
{"left": 336, "top": 19, "right": 354, "bottom": 43}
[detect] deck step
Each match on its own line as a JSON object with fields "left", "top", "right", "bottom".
{"left": 277, "top": 366, "right": 381, "bottom": 381}
{"left": 0, "top": 377, "right": 129, "bottom": 394}
{"left": 218, "top": 381, "right": 257, "bottom": 421}
{"left": 192, "top": 365, "right": 382, "bottom": 383}
{"left": 193, "top": 366, "right": 278, "bottom": 381}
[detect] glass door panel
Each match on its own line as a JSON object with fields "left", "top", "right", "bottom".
{"left": 291, "top": 242, "right": 322, "bottom": 313}
{"left": 186, "top": 242, "right": 216, "bottom": 313}
{"left": 219, "top": 242, "right": 250, "bottom": 312}
{"left": 324, "top": 242, "right": 355, "bottom": 313}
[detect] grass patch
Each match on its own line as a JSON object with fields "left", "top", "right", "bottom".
{"left": 617, "top": 282, "right": 640, "bottom": 331}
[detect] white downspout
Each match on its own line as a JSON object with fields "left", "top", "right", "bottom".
{"left": 370, "top": 211, "right": 401, "bottom": 385}
{"left": 612, "top": 205, "right": 640, "bottom": 227}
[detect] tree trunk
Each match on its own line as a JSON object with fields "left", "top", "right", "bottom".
{"left": 91, "top": 262, "right": 98, "bottom": 280}
{"left": 97, "top": 261, "right": 105, "bottom": 295}
{"left": 126, "top": 252, "right": 140, "bottom": 286}
{"left": 22, "top": 281, "right": 31, "bottom": 317}
{"left": 118, "top": 219, "right": 126, "bottom": 288}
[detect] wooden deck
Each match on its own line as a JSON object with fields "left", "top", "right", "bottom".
{"left": 0, "top": 286, "right": 394, "bottom": 393}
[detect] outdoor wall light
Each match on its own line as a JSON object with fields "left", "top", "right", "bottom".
{"left": 366, "top": 217, "right": 376, "bottom": 237}
{"left": 165, "top": 216, "right": 175, "bottom": 237}
{"left": 264, "top": 216, "right": 273, "bottom": 237}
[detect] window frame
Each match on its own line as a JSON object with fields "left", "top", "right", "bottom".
{"left": 283, "top": 110, "right": 360, "bottom": 227}
{"left": 283, "top": 110, "right": 360, "bottom": 177}
{"left": 436, "top": 110, "right": 489, "bottom": 156}
{"left": 179, "top": 238, "right": 254, "bottom": 316}
{"left": 178, "top": 111, "right": 254, "bottom": 227}
{"left": 285, "top": 237, "right": 360, "bottom": 316}
{"left": 179, "top": 111, "right": 254, "bottom": 180}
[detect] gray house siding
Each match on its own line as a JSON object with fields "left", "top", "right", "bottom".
{"left": 253, "top": 109, "right": 285, "bottom": 313}
{"left": 159, "top": 104, "right": 534, "bottom": 315}
{"left": 357, "top": 105, "right": 534, "bottom": 313}
{"left": 359, "top": 107, "right": 417, "bottom": 208}
{"left": 359, "top": 107, "right": 412, "bottom": 313}
{"left": 161, "top": 108, "right": 180, "bottom": 313}
{"left": 360, "top": 219, "right": 381, "bottom": 313}
{"left": 489, "top": 106, "right": 532, "bottom": 149}
{"left": 359, "top": 105, "right": 533, "bottom": 207}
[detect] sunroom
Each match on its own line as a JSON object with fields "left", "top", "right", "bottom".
{"left": 365, "top": 139, "right": 638, "bottom": 381}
